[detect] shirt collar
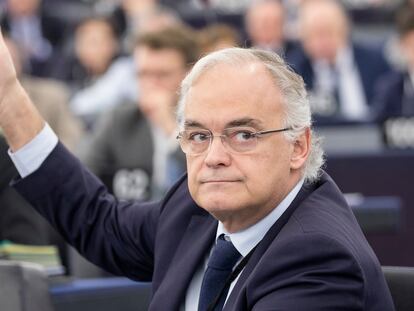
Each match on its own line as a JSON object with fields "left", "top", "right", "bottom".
{"left": 216, "top": 178, "right": 304, "bottom": 257}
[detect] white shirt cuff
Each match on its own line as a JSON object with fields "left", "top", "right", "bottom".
{"left": 8, "top": 123, "right": 58, "bottom": 178}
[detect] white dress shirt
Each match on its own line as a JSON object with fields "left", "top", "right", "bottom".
{"left": 8, "top": 123, "right": 58, "bottom": 178}
{"left": 335, "top": 47, "right": 368, "bottom": 120}
{"left": 8, "top": 125, "right": 304, "bottom": 310}
{"left": 183, "top": 178, "right": 304, "bottom": 310}
{"left": 312, "top": 46, "right": 368, "bottom": 120}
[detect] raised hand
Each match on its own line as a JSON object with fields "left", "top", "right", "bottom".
{"left": 0, "top": 29, "right": 44, "bottom": 151}
{"left": 0, "top": 30, "right": 18, "bottom": 102}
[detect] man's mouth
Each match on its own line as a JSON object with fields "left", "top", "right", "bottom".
{"left": 200, "top": 179, "right": 241, "bottom": 184}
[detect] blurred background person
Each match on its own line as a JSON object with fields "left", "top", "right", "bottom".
{"left": 53, "top": 16, "right": 120, "bottom": 93}
{"left": 109, "top": 0, "right": 181, "bottom": 47}
{"left": 52, "top": 16, "right": 121, "bottom": 128}
{"left": 78, "top": 26, "right": 199, "bottom": 201}
{"left": 373, "top": 4, "right": 414, "bottom": 121}
{"left": 0, "top": 0, "right": 65, "bottom": 77}
{"left": 290, "top": 0, "right": 391, "bottom": 122}
{"left": 244, "top": 0, "right": 298, "bottom": 62}
{"left": 197, "top": 23, "right": 240, "bottom": 55}
{"left": 67, "top": 7, "right": 183, "bottom": 130}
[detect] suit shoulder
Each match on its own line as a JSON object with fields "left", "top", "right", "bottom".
{"left": 278, "top": 175, "right": 376, "bottom": 266}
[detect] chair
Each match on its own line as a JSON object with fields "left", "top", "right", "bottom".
{"left": 382, "top": 266, "right": 414, "bottom": 311}
{"left": 0, "top": 260, "right": 54, "bottom": 311}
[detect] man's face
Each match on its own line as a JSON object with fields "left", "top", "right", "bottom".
{"left": 246, "top": 2, "right": 284, "bottom": 48}
{"left": 183, "top": 63, "right": 308, "bottom": 232}
{"left": 75, "top": 20, "right": 118, "bottom": 75}
{"left": 135, "top": 46, "right": 187, "bottom": 100}
{"left": 134, "top": 46, "right": 187, "bottom": 134}
{"left": 300, "top": 3, "right": 348, "bottom": 63}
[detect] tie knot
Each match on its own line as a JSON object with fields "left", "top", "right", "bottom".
{"left": 208, "top": 235, "right": 241, "bottom": 270}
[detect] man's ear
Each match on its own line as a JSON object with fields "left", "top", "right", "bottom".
{"left": 290, "top": 128, "right": 311, "bottom": 170}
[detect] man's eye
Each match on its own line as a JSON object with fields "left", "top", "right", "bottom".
{"left": 233, "top": 131, "right": 255, "bottom": 142}
{"left": 189, "top": 132, "right": 210, "bottom": 143}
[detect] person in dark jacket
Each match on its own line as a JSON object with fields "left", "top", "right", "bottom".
{"left": 289, "top": 0, "right": 390, "bottom": 122}
{"left": 372, "top": 6, "right": 414, "bottom": 121}
{"left": 0, "top": 30, "right": 395, "bottom": 310}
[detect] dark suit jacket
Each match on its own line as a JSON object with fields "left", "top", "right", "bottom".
{"left": 372, "top": 71, "right": 414, "bottom": 122}
{"left": 290, "top": 43, "right": 390, "bottom": 111}
{"left": 13, "top": 143, "right": 394, "bottom": 310}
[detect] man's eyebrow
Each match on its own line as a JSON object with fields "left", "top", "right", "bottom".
{"left": 225, "top": 118, "right": 263, "bottom": 128}
{"left": 183, "top": 118, "right": 263, "bottom": 129}
{"left": 183, "top": 120, "right": 206, "bottom": 128}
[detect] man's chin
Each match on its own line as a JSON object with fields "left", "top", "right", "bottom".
{"left": 197, "top": 193, "right": 240, "bottom": 215}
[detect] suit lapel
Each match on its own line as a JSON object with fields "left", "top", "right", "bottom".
{"left": 149, "top": 212, "right": 217, "bottom": 311}
{"left": 223, "top": 181, "right": 317, "bottom": 310}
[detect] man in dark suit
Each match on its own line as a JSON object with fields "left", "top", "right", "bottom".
{"left": 0, "top": 29, "right": 394, "bottom": 310}
{"left": 78, "top": 27, "right": 195, "bottom": 201}
{"left": 289, "top": 0, "right": 390, "bottom": 122}
{"left": 372, "top": 6, "right": 414, "bottom": 121}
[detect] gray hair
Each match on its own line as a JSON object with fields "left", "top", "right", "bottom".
{"left": 177, "top": 47, "right": 324, "bottom": 183}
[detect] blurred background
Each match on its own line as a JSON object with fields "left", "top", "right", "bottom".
{"left": 0, "top": 0, "right": 413, "bottom": 310}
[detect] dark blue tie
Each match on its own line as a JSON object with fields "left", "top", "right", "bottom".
{"left": 198, "top": 234, "right": 242, "bottom": 311}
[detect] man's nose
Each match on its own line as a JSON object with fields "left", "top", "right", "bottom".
{"left": 204, "top": 136, "right": 231, "bottom": 168}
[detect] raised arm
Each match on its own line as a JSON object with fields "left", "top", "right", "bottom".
{"left": 0, "top": 30, "right": 159, "bottom": 280}
{"left": 0, "top": 30, "right": 44, "bottom": 151}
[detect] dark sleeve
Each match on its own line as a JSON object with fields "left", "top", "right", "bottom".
{"left": 13, "top": 143, "right": 159, "bottom": 281}
{"left": 250, "top": 233, "right": 367, "bottom": 311}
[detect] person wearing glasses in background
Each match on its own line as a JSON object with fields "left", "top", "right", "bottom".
{"left": 0, "top": 29, "right": 394, "bottom": 310}
{"left": 77, "top": 27, "right": 197, "bottom": 202}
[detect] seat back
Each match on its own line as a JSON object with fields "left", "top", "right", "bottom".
{"left": 0, "top": 260, "right": 54, "bottom": 311}
{"left": 383, "top": 266, "right": 414, "bottom": 311}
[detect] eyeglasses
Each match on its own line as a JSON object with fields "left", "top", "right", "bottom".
{"left": 176, "top": 127, "right": 292, "bottom": 155}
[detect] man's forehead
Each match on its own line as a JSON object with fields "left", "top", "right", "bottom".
{"left": 181, "top": 60, "right": 285, "bottom": 126}
{"left": 184, "top": 67, "right": 283, "bottom": 105}
{"left": 186, "top": 63, "right": 276, "bottom": 97}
